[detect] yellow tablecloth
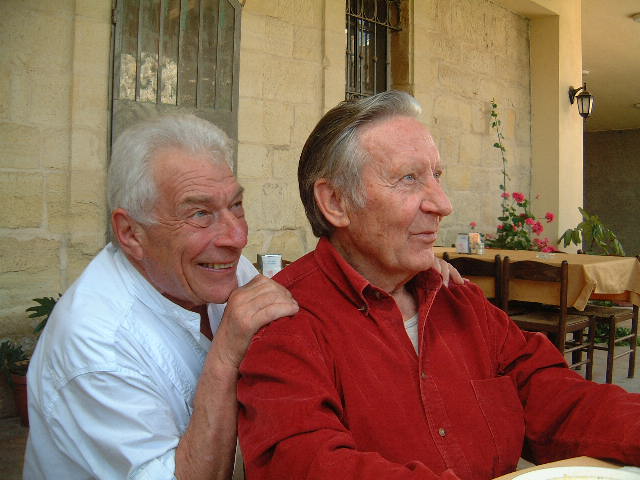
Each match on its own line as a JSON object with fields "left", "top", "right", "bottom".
{"left": 435, "top": 247, "right": 640, "bottom": 310}
{"left": 492, "top": 456, "right": 622, "bottom": 479}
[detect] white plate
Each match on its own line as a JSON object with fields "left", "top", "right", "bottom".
{"left": 513, "top": 466, "right": 640, "bottom": 480}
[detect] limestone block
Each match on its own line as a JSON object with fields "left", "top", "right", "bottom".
{"left": 239, "top": 51, "right": 265, "bottom": 98}
{"left": 420, "top": 33, "right": 462, "bottom": 64}
{"left": 0, "top": 122, "right": 41, "bottom": 169}
{"left": 70, "top": 127, "right": 107, "bottom": 170}
{"left": 71, "top": 75, "right": 110, "bottom": 130}
{"left": 461, "top": 49, "right": 494, "bottom": 77}
{"left": 292, "top": 103, "right": 320, "bottom": 146}
{"left": 40, "top": 126, "right": 71, "bottom": 170}
{"left": 267, "top": 229, "right": 306, "bottom": 262}
{"left": 438, "top": 64, "right": 478, "bottom": 99}
{"left": 27, "top": 71, "right": 72, "bottom": 125}
{"left": 444, "top": 166, "right": 472, "bottom": 191}
{"left": 9, "top": 10, "right": 74, "bottom": 74}
{"left": 263, "top": 100, "right": 292, "bottom": 146}
{"left": 0, "top": 237, "right": 60, "bottom": 275}
{"left": 433, "top": 96, "right": 472, "bottom": 132}
{"left": 413, "top": 58, "right": 438, "bottom": 91}
{"left": 243, "top": 0, "right": 280, "bottom": 18}
{"left": 238, "top": 98, "right": 264, "bottom": 144}
{"left": 0, "top": 65, "right": 8, "bottom": 120}
{"left": 324, "top": 0, "right": 346, "bottom": 33}
{"left": 433, "top": 134, "right": 461, "bottom": 169}
{"left": 69, "top": 170, "right": 107, "bottom": 235}
{"left": 264, "top": 17, "right": 293, "bottom": 57}
{"left": 237, "top": 143, "right": 270, "bottom": 179}
{"left": 72, "top": 20, "right": 111, "bottom": 73}
{"left": 241, "top": 13, "right": 267, "bottom": 53}
{"left": 459, "top": 133, "right": 486, "bottom": 167}
{"left": 278, "top": 0, "right": 322, "bottom": 28}
{"left": 46, "top": 172, "right": 69, "bottom": 234}
{"left": 66, "top": 239, "right": 101, "bottom": 285}
{"left": 447, "top": 0, "right": 488, "bottom": 46}
{"left": 0, "top": 172, "right": 43, "bottom": 228}
{"left": 471, "top": 101, "right": 491, "bottom": 135}
{"left": 293, "top": 26, "right": 322, "bottom": 61}
{"left": 75, "top": 0, "right": 112, "bottom": 20}
{"left": 270, "top": 147, "right": 298, "bottom": 180}
{"left": 262, "top": 58, "right": 321, "bottom": 104}
{"left": 1, "top": 0, "right": 73, "bottom": 15}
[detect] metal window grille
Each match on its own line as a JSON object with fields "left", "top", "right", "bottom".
{"left": 346, "top": 0, "right": 401, "bottom": 99}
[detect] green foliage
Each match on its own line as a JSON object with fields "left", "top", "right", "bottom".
{"left": 490, "top": 99, "right": 510, "bottom": 218}
{"left": 594, "top": 322, "right": 640, "bottom": 346}
{"left": 559, "top": 207, "right": 625, "bottom": 256}
{"left": 26, "top": 295, "right": 61, "bottom": 334}
{"left": 0, "top": 340, "right": 29, "bottom": 380}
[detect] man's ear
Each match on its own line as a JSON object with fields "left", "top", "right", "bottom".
{"left": 111, "top": 208, "right": 146, "bottom": 261}
{"left": 313, "top": 179, "right": 351, "bottom": 228}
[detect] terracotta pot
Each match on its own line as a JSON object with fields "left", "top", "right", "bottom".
{"left": 10, "top": 373, "right": 29, "bottom": 427}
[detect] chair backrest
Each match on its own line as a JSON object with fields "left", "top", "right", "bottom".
{"left": 443, "top": 252, "right": 502, "bottom": 302}
{"left": 501, "top": 257, "right": 569, "bottom": 315}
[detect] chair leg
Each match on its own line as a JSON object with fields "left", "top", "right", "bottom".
{"left": 606, "top": 315, "right": 616, "bottom": 384}
{"left": 572, "top": 331, "right": 583, "bottom": 368}
{"left": 628, "top": 305, "right": 638, "bottom": 379}
{"left": 586, "top": 320, "right": 595, "bottom": 381}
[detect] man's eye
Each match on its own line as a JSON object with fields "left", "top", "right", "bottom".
{"left": 433, "top": 170, "right": 443, "bottom": 180}
{"left": 402, "top": 174, "right": 416, "bottom": 182}
{"left": 188, "top": 210, "right": 212, "bottom": 228}
{"left": 231, "top": 200, "right": 243, "bottom": 210}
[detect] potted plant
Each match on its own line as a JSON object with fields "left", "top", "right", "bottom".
{"left": 0, "top": 295, "right": 60, "bottom": 426}
{"left": 558, "top": 207, "right": 625, "bottom": 256}
{"left": 0, "top": 340, "right": 30, "bottom": 426}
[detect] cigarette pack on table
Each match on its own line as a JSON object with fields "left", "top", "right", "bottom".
{"left": 257, "top": 254, "right": 283, "bottom": 278}
{"left": 455, "top": 233, "right": 470, "bottom": 254}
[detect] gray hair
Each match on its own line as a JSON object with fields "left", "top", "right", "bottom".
{"left": 108, "top": 114, "right": 233, "bottom": 234}
{"left": 298, "top": 90, "right": 422, "bottom": 238}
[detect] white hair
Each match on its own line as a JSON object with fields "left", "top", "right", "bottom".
{"left": 108, "top": 114, "right": 233, "bottom": 235}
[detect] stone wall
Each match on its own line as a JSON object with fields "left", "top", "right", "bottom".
{"left": 413, "top": 0, "right": 532, "bottom": 247}
{"left": 584, "top": 129, "right": 640, "bottom": 256}
{"left": 0, "top": 0, "right": 532, "bottom": 362}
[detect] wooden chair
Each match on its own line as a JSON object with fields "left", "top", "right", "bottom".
{"left": 442, "top": 252, "right": 502, "bottom": 307}
{"left": 501, "top": 257, "right": 596, "bottom": 379}
{"left": 573, "top": 255, "right": 639, "bottom": 383}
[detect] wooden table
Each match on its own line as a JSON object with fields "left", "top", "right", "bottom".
{"left": 492, "top": 456, "right": 626, "bottom": 479}
{"left": 434, "top": 247, "right": 640, "bottom": 310}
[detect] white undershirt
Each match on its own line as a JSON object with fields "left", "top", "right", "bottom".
{"left": 404, "top": 313, "right": 419, "bottom": 353}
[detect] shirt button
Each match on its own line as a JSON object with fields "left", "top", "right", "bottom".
{"left": 438, "top": 427, "right": 447, "bottom": 437}
{"left": 421, "top": 371, "right": 426, "bottom": 379}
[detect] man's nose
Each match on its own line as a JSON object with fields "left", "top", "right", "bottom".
{"left": 214, "top": 212, "right": 248, "bottom": 248}
{"left": 421, "top": 179, "right": 453, "bottom": 217}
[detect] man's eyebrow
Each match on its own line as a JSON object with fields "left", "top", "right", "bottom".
{"left": 180, "top": 186, "right": 245, "bottom": 206}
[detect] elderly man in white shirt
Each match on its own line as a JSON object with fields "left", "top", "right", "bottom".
{"left": 23, "top": 114, "right": 461, "bottom": 480}
{"left": 23, "top": 114, "right": 300, "bottom": 480}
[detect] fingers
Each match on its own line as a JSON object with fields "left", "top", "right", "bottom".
{"left": 432, "top": 257, "right": 464, "bottom": 286}
{"left": 211, "top": 276, "right": 299, "bottom": 369}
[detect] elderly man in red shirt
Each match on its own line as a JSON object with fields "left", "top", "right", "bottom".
{"left": 237, "top": 91, "right": 640, "bottom": 479}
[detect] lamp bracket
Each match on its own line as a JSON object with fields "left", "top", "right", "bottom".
{"left": 568, "top": 85, "right": 585, "bottom": 104}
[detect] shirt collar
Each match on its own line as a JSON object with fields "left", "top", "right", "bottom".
{"left": 313, "top": 237, "right": 443, "bottom": 312}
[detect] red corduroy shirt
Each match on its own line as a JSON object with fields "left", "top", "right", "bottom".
{"left": 238, "top": 238, "right": 640, "bottom": 479}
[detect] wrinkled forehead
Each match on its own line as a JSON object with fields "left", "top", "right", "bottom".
{"left": 359, "top": 115, "right": 441, "bottom": 165}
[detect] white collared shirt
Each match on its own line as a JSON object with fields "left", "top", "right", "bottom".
{"left": 23, "top": 243, "right": 258, "bottom": 479}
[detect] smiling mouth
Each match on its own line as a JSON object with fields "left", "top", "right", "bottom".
{"left": 199, "top": 262, "right": 235, "bottom": 271}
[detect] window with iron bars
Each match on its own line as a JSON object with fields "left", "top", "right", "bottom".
{"left": 346, "top": 0, "right": 401, "bottom": 99}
